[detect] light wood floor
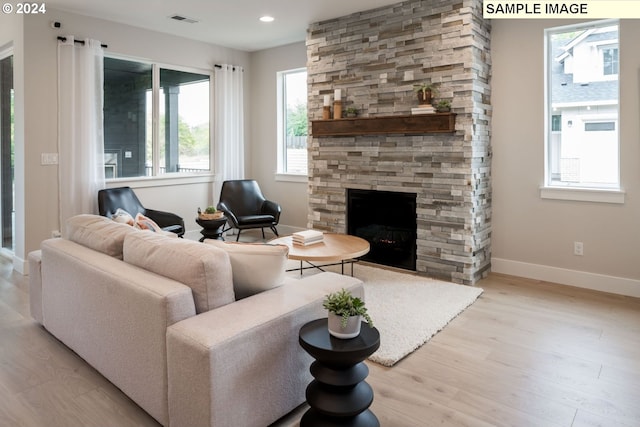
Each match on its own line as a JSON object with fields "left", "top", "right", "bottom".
{"left": 1, "top": 252, "right": 639, "bottom": 427}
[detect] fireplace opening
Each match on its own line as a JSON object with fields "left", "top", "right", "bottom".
{"left": 347, "top": 189, "right": 417, "bottom": 271}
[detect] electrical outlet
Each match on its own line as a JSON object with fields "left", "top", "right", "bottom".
{"left": 51, "top": 230, "right": 61, "bottom": 238}
{"left": 574, "top": 241, "right": 584, "bottom": 256}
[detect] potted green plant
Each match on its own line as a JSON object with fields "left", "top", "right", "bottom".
{"left": 198, "top": 206, "right": 223, "bottom": 220}
{"left": 345, "top": 107, "right": 358, "bottom": 118}
{"left": 323, "top": 288, "right": 374, "bottom": 339}
{"left": 435, "top": 99, "right": 451, "bottom": 113}
{"left": 413, "top": 83, "right": 438, "bottom": 105}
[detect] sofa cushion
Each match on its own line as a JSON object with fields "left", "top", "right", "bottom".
{"left": 65, "top": 214, "right": 139, "bottom": 259}
{"left": 123, "top": 232, "right": 235, "bottom": 313}
{"left": 205, "top": 240, "right": 288, "bottom": 299}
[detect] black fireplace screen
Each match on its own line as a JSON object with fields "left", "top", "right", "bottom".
{"left": 347, "top": 189, "right": 417, "bottom": 271}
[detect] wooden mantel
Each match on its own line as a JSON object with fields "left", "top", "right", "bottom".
{"left": 311, "top": 113, "right": 456, "bottom": 137}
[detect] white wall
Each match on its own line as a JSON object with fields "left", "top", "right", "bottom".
{"left": 248, "top": 42, "right": 308, "bottom": 231}
{"left": 4, "top": 9, "right": 252, "bottom": 270}
{"left": 491, "top": 19, "right": 640, "bottom": 297}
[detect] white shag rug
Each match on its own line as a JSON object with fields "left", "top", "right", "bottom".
{"left": 289, "top": 263, "right": 483, "bottom": 367}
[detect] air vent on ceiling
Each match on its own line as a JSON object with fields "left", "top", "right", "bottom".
{"left": 169, "top": 14, "right": 199, "bottom": 24}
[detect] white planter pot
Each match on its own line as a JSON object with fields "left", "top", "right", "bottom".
{"left": 327, "top": 313, "right": 362, "bottom": 339}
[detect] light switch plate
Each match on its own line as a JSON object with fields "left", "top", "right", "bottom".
{"left": 41, "top": 153, "right": 59, "bottom": 165}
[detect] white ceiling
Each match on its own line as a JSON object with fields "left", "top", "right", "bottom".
{"left": 46, "top": 0, "right": 403, "bottom": 52}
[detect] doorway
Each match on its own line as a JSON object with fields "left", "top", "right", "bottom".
{"left": 0, "top": 54, "right": 14, "bottom": 252}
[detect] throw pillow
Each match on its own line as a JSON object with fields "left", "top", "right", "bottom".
{"left": 123, "top": 232, "right": 235, "bottom": 313}
{"left": 134, "top": 213, "right": 162, "bottom": 232}
{"left": 111, "top": 208, "right": 135, "bottom": 226}
{"left": 205, "top": 240, "right": 289, "bottom": 299}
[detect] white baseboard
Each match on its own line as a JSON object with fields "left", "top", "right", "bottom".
{"left": 491, "top": 258, "right": 640, "bottom": 299}
{"left": 13, "top": 255, "right": 27, "bottom": 275}
{"left": 277, "top": 224, "right": 306, "bottom": 235}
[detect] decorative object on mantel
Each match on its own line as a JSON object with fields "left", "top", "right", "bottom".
{"left": 333, "top": 89, "right": 342, "bottom": 119}
{"left": 311, "top": 113, "right": 456, "bottom": 136}
{"left": 198, "top": 206, "right": 224, "bottom": 220}
{"left": 411, "top": 105, "right": 435, "bottom": 115}
{"left": 322, "top": 94, "right": 331, "bottom": 120}
{"left": 323, "top": 288, "right": 374, "bottom": 339}
{"left": 413, "top": 82, "right": 437, "bottom": 106}
{"left": 435, "top": 99, "right": 452, "bottom": 113}
{"left": 345, "top": 107, "right": 358, "bottom": 118}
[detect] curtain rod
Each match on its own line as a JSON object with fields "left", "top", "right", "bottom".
{"left": 214, "top": 64, "right": 243, "bottom": 71}
{"left": 57, "top": 36, "right": 108, "bottom": 49}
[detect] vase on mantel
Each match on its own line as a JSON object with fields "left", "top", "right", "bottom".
{"left": 417, "top": 89, "right": 432, "bottom": 106}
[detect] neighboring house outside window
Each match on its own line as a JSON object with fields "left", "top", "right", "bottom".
{"left": 103, "top": 57, "right": 211, "bottom": 179}
{"left": 276, "top": 68, "right": 308, "bottom": 177}
{"left": 545, "top": 20, "right": 619, "bottom": 191}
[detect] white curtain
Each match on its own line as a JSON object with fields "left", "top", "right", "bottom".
{"left": 214, "top": 64, "right": 245, "bottom": 186}
{"left": 57, "top": 37, "right": 105, "bottom": 234}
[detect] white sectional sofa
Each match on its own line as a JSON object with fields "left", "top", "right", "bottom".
{"left": 28, "top": 215, "right": 363, "bottom": 427}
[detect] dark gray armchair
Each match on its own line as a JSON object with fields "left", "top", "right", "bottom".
{"left": 98, "top": 186, "right": 185, "bottom": 237}
{"left": 216, "top": 180, "right": 281, "bottom": 241}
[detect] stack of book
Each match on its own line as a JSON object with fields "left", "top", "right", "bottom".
{"left": 411, "top": 105, "right": 436, "bottom": 115}
{"left": 292, "top": 229, "right": 324, "bottom": 246}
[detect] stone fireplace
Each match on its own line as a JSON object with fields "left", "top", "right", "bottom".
{"left": 306, "top": 0, "right": 491, "bottom": 285}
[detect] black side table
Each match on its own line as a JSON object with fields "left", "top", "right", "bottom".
{"left": 299, "top": 318, "right": 380, "bottom": 427}
{"left": 195, "top": 217, "right": 227, "bottom": 242}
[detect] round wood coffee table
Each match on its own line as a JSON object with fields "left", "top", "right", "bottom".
{"left": 269, "top": 233, "right": 370, "bottom": 276}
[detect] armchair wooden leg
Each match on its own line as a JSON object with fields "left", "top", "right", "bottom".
{"left": 261, "top": 228, "right": 266, "bottom": 239}
{"left": 236, "top": 229, "right": 241, "bottom": 242}
{"left": 271, "top": 226, "right": 279, "bottom": 237}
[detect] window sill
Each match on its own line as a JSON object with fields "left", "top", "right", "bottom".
{"left": 275, "top": 173, "right": 307, "bottom": 183}
{"left": 540, "top": 186, "right": 625, "bottom": 204}
{"left": 107, "top": 173, "right": 217, "bottom": 188}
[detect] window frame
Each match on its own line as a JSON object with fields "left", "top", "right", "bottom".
{"left": 103, "top": 54, "right": 214, "bottom": 183}
{"left": 0, "top": 47, "right": 15, "bottom": 254}
{"left": 276, "top": 67, "right": 308, "bottom": 181}
{"left": 542, "top": 19, "right": 623, "bottom": 203}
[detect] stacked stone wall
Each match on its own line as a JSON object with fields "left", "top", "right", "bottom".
{"left": 307, "top": 0, "right": 491, "bottom": 285}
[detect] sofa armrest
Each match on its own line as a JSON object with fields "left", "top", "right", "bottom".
{"left": 28, "top": 250, "right": 43, "bottom": 324}
{"left": 166, "top": 272, "right": 363, "bottom": 427}
{"left": 216, "top": 201, "right": 239, "bottom": 227}
{"left": 262, "top": 199, "right": 281, "bottom": 223}
{"left": 40, "top": 238, "right": 196, "bottom": 426}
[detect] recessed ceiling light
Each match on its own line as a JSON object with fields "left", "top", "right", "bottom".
{"left": 259, "top": 15, "right": 275, "bottom": 23}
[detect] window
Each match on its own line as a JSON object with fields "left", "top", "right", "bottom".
{"left": 277, "top": 68, "right": 307, "bottom": 176}
{"left": 545, "top": 20, "right": 619, "bottom": 190}
{"left": 585, "top": 122, "right": 615, "bottom": 132}
{"left": 0, "top": 52, "right": 14, "bottom": 252}
{"left": 104, "top": 57, "right": 211, "bottom": 179}
{"left": 602, "top": 46, "right": 618, "bottom": 76}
